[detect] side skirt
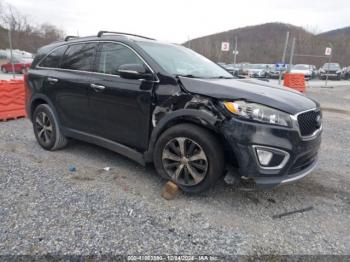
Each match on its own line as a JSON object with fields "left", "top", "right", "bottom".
{"left": 63, "top": 128, "right": 146, "bottom": 166}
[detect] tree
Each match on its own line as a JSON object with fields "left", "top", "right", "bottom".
{"left": 0, "top": 0, "right": 64, "bottom": 53}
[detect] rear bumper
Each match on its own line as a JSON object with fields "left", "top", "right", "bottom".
{"left": 220, "top": 117, "right": 322, "bottom": 188}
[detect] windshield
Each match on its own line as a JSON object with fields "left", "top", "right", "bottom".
{"left": 293, "top": 65, "right": 309, "bottom": 70}
{"left": 138, "top": 42, "right": 233, "bottom": 78}
{"left": 323, "top": 63, "right": 340, "bottom": 70}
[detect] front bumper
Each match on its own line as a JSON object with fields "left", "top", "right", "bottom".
{"left": 253, "top": 157, "right": 317, "bottom": 187}
{"left": 220, "top": 117, "right": 322, "bottom": 188}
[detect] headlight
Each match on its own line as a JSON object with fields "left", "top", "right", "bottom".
{"left": 223, "top": 101, "right": 292, "bottom": 127}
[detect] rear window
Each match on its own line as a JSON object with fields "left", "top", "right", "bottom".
{"left": 61, "top": 43, "right": 96, "bottom": 71}
{"left": 39, "top": 45, "right": 67, "bottom": 68}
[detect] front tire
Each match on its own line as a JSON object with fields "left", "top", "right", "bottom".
{"left": 33, "top": 104, "right": 67, "bottom": 151}
{"left": 153, "top": 123, "right": 224, "bottom": 193}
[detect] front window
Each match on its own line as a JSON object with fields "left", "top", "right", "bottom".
{"left": 96, "top": 43, "right": 145, "bottom": 75}
{"left": 138, "top": 42, "right": 233, "bottom": 78}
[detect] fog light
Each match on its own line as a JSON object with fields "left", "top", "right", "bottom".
{"left": 256, "top": 149, "right": 273, "bottom": 166}
{"left": 253, "top": 145, "right": 290, "bottom": 170}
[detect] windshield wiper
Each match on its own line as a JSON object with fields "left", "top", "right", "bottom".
{"left": 175, "top": 74, "right": 199, "bottom": 78}
{"left": 210, "top": 76, "right": 234, "bottom": 79}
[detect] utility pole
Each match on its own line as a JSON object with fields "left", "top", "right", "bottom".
{"left": 8, "top": 28, "right": 15, "bottom": 79}
{"left": 233, "top": 36, "right": 238, "bottom": 66}
{"left": 278, "top": 31, "right": 289, "bottom": 85}
{"left": 324, "top": 42, "right": 333, "bottom": 88}
{"left": 288, "top": 37, "right": 296, "bottom": 73}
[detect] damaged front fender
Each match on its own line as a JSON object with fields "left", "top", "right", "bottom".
{"left": 145, "top": 96, "right": 225, "bottom": 162}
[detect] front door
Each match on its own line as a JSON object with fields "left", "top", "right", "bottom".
{"left": 88, "top": 42, "right": 154, "bottom": 151}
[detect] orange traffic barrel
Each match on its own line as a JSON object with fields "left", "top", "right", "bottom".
{"left": 283, "top": 73, "right": 306, "bottom": 92}
{"left": 0, "top": 80, "right": 27, "bottom": 121}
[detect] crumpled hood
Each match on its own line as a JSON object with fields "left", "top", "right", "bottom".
{"left": 179, "top": 77, "right": 318, "bottom": 115}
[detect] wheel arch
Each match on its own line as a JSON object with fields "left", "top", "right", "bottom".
{"left": 29, "top": 94, "right": 60, "bottom": 125}
{"left": 144, "top": 109, "right": 222, "bottom": 163}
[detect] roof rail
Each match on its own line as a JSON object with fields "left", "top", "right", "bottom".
{"left": 64, "top": 35, "right": 79, "bottom": 41}
{"left": 97, "top": 31, "right": 155, "bottom": 40}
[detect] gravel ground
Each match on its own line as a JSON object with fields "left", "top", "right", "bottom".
{"left": 0, "top": 81, "right": 350, "bottom": 256}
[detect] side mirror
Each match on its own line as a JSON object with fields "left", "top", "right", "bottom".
{"left": 118, "top": 64, "right": 153, "bottom": 80}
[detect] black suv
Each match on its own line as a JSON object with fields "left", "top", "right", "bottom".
{"left": 25, "top": 31, "right": 322, "bottom": 193}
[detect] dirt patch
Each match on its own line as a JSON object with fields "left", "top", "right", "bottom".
{"left": 321, "top": 107, "right": 349, "bottom": 115}
{"left": 71, "top": 174, "right": 96, "bottom": 181}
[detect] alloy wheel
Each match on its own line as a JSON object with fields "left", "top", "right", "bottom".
{"left": 162, "top": 137, "right": 208, "bottom": 186}
{"left": 35, "top": 112, "right": 53, "bottom": 144}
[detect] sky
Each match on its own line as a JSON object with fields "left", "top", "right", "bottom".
{"left": 4, "top": 0, "right": 350, "bottom": 43}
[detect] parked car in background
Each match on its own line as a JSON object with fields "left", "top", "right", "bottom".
{"left": 290, "top": 64, "right": 314, "bottom": 80}
{"left": 343, "top": 66, "right": 350, "bottom": 80}
{"left": 223, "top": 63, "right": 241, "bottom": 76}
{"left": 245, "top": 64, "right": 268, "bottom": 78}
{"left": 1, "top": 57, "right": 33, "bottom": 74}
{"left": 310, "top": 65, "right": 318, "bottom": 78}
{"left": 266, "top": 65, "right": 284, "bottom": 79}
{"left": 319, "top": 63, "right": 342, "bottom": 80}
{"left": 0, "top": 50, "right": 9, "bottom": 66}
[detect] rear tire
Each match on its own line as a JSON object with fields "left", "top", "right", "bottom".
{"left": 33, "top": 104, "right": 67, "bottom": 151}
{"left": 1, "top": 67, "right": 7, "bottom": 73}
{"left": 153, "top": 123, "right": 224, "bottom": 193}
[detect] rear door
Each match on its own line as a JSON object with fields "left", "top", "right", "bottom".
{"left": 46, "top": 42, "right": 97, "bottom": 132}
{"left": 88, "top": 42, "right": 155, "bottom": 151}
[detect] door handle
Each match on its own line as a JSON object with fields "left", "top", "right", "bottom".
{"left": 90, "top": 83, "right": 106, "bottom": 92}
{"left": 47, "top": 77, "right": 58, "bottom": 83}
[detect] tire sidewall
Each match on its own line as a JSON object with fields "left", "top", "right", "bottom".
{"left": 33, "top": 104, "right": 58, "bottom": 150}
